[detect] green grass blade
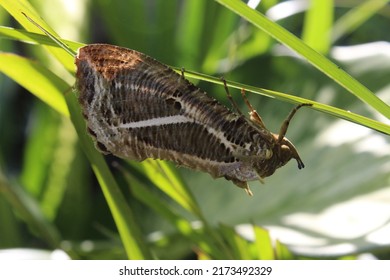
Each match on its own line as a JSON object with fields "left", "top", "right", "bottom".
{"left": 0, "top": 1, "right": 153, "bottom": 259}
{"left": 219, "top": 224, "right": 252, "bottom": 259}
{"left": 0, "top": 24, "right": 191, "bottom": 218}
{"left": 66, "top": 92, "right": 152, "bottom": 260}
{"left": 175, "top": 0, "right": 207, "bottom": 69}
{"left": 0, "top": 53, "right": 69, "bottom": 116}
{"left": 215, "top": 0, "right": 390, "bottom": 119}
{"left": 332, "top": 0, "right": 390, "bottom": 43}
{"left": 0, "top": 51, "right": 151, "bottom": 259}
{"left": 178, "top": 69, "right": 390, "bottom": 135}
{"left": 0, "top": 172, "right": 62, "bottom": 249}
{"left": 126, "top": 172, "right": 227, "bottom": 259}
{"left": 20, "top": 104, "right": 61, "bottom": 197}
{"left": 2, "top": 24, "right": 388, "bottom": 135}
{"left": 137, "top": 160, "right": 203, "bottom": 217}
{"left": 302, "top": 0, "right": 333, "bottom": 53}
{"left": 0, "top": 26, "right": 84, "bottom": 52}
{"left": 0, "top": 0, "right": 76, "bottom": 70}
{"left": 253, "top": 226, "right": 275, "bottom": 260}
{"left": 275, "top": 239, "right": 294, "bottom": 260}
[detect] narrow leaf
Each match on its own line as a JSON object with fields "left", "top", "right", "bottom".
{"left": 215, "top": 0, "right": 390, "bottom": 119}
{"left": 253, "top": 226, "right": 275, "bottom": 260}
{"left": 0, "top": 53, "right": 69, "bottom": 116}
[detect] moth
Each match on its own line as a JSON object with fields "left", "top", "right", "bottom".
{"left": 75, "top": 44, "right": 310, "bottom": 195}
{"left": 22, "top": 12, "right": 310, "bottom": 196}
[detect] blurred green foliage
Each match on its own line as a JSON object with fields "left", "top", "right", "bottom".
{"left": 0, "top": 0, "right": 389, "bottom": 260}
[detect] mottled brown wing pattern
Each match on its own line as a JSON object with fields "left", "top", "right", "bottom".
{"left": 21, "top": 12, "right": 306, "bottom": 195}
{"left": 75, "top": 44, "right": 304, "bottom": 195}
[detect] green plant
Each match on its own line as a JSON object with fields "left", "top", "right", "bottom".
{"left": 0, "top": 0, "right": 389, "bottom": 260}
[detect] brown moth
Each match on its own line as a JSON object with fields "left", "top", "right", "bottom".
{"left": 21, "top": 12, "right": 310, "bottom": 195}
{"left": 75, "top": 44, "right": 310, "bottom": 195}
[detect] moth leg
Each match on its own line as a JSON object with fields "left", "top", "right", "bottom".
{"left": 180, "top": 67, "right": 186, "bottom": 79}
{"left": 221, "top": 77, "right": 244, "bottom": 116}
{"left": 229, "top": 178, "right": 253, "bottom": 196}
{"left": 277, "top": 103, "right": 312, "bottom": 143}
{"left": 257, "top": 175, "right": 265, "bottom": 184}
{"left": 241, "top": 89, "right": 268, "bottom": 130}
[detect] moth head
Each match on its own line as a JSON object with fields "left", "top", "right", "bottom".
{"left": 256, "top": 135, "right": 304, "bottom": 178}
{"left": 276, "top": 135, "right": 304, "bottom": 169}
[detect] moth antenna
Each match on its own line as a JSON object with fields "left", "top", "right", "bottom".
{"left": 277, "top": 103, "right": 312, "bottom": 143}
{"left": 221, "top": 78, "right": 244, "bottom": 116}
{"left": 21, "top": 12, "right": 76, "bottom": 57}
